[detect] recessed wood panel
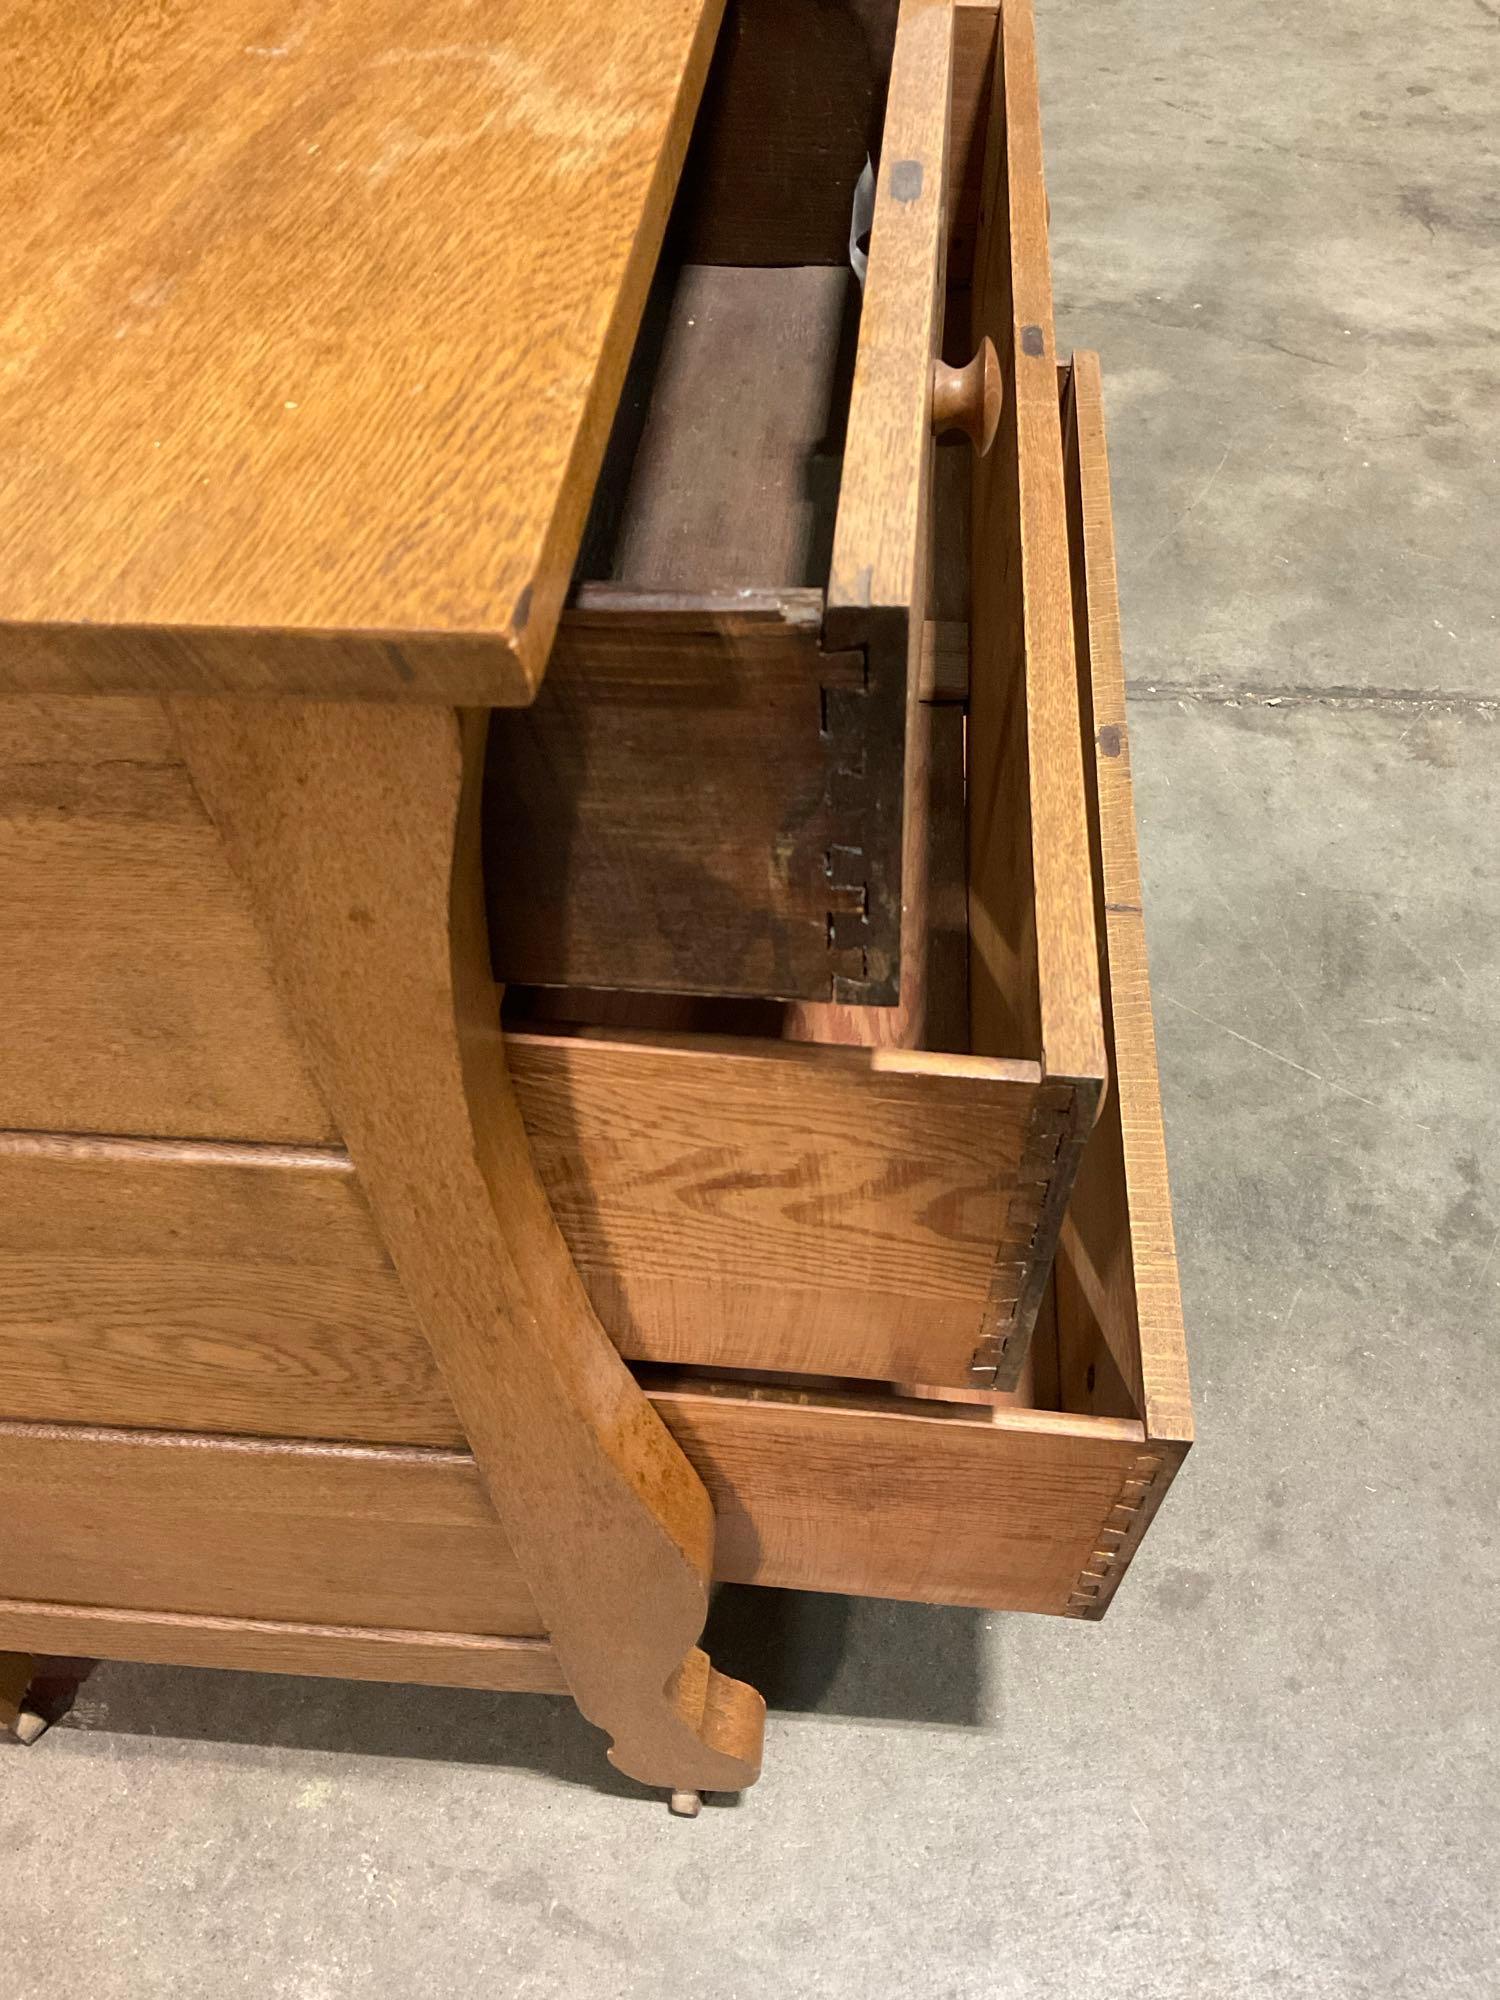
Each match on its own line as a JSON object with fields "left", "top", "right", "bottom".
{"left": 0, "top": 1424, "right": 541, "bottom": 1637}
{"left": 0, "top": 699, "right": 333, "bottom": 1142}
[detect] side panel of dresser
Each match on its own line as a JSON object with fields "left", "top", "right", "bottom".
{"left": 1051, "top": 352, "right": 1194, "bottom": 1612}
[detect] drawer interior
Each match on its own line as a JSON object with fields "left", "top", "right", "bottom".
{"left": 575, "top": 0, "right": 897, "bottom": 598}
{"left": 482, "top": 0, "right": 963, "bottom": 1008}
{"left": 574, "top": 260, "right": 860, "bottom": 596}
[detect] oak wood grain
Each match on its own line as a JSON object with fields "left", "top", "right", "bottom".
{"left": 0, "top": 1028, "right": 1052, "bottom": 1417}
{"left": 949, "top": 0, "right": 1001, "bottom": 293}
{"left": 659, "top": 1381, "right": 1149, "bottom": 1611}
{"left": 820, "top": 0, "right": 956, "bottom": 1008}
{"left": 0, "top": 698, "right": 332, "bottom": 1141}
{"left": 828, "top": 0, "right": 954, "bottom": 637}
{"left": 0, "top": 1423, "right": 543, "bottom": 1635}
{"left": 0, "top": 1399, "right": 1153, "bottom": 1627}
{"left": 1057, "top": 354, "right": 1193, "bottom": 1453}
{"left": 0, "top": 0, "right": 723, "bottom": 700}
{"left": 0, "top": 1598, "right": 567, "bottom": 1695}
{"left": 171, "top": 699, "right": 763, "bottom": 1794}
{"left": 967, "top": 0, "right": 1105, "bottom": 1090}
{"left": 958, "top": 0, "right": 1106, "bottom": 1390}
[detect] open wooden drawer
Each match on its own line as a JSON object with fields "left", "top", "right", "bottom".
{"left": 483, "top": 0, "right": 964, "bottom": 1005}
{"left": 0, "top": 351, "right": 1192, "bottom": 1650}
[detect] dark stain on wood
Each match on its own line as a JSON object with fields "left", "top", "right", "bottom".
{"left": 890, "top": 158, "right": 924, "bottom": 203}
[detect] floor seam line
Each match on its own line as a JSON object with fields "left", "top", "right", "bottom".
{"left": 1122, "top": 681, "right": 1498, "bottom": 713}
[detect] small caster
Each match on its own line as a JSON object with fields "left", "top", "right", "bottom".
{"left": 668, "top": 1789, "right": 703, "bottom": 1818}
{"left": 2, "top": 1653, "right": 88, "bottom": 1744}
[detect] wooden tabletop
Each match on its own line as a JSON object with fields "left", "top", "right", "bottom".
{"left": 0, "top": 0, "right": 723, "bottom": 702}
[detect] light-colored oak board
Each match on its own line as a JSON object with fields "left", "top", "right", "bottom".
{"left": 0, "top": 1424, "right": 543, "bottom": 1637}
{"left": 661, "top": 1384, "right": 1150, "bottom": 1612}
{"left": 0, "top": 1027, "right": 1057, "bottom": 1416}
{"left": 0, "top": 1394, "right": 1154, "bottom": 1623}
{"left": 0, "top": 1127, "right": 428, "bottom": 1448}
{"left": 966, "top": 0, "right": 1105, "bottom": 1090}
{"left": 0, "top": 1131, "right": 372, "bottom": 1264}
{"left": 821, "top": 0, "right": 957, "bottom": 1014}
{"left": 0, "top": 0, "right": 724, "bottom": 700}
{"left": 0, "top": 1598, "right": 567, "bottom": 1695}
{"left": 1058, "top": 353, "right": 1193, "bottom": 1450}
{"left": 0, "top": 699, "right": 333, "bottom": 1141}
{"left": 828, "top": 0, "right": 954, "bottom": 630}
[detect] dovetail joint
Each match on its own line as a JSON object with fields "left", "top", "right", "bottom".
{"left": 968, "top": 1096, "right": 1075, "bottom": 1381}
{"left": 1064, "top": 1454, "right": 1168, "bottom": 1616}
{"left": 819, "top": 648, "right": 875, "bottom": 994}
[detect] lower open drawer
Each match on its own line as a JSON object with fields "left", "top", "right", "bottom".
{"left": 0, "top": 356, "right": 1191, "bottom": 1663}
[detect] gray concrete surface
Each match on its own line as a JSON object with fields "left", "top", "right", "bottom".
{"left": 6, "top": 3, "right": 1498, "bottom": 1994}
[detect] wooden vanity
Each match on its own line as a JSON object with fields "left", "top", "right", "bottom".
{"left": 0, "top": 0, "right": 1191, "bottom": 1806}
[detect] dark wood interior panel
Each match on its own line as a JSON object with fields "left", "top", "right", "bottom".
{"left": 665, "top": 0, "right": 997, "bottom": 286}
{"left": 669, "top": 0, "right": 899, "bottom": 266}
{"left": 485, "top": 594, "right": 903, "bottom": 1001}
{"left": 577, "top": 264, "right": 859, "bottom": 592}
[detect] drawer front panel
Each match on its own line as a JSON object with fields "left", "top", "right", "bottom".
{"left": 0, "top": 1040, "right": 1056, "bottom": 1435}
{"left": 0, "top": 1402, "right": 1159, "bottom": 1632}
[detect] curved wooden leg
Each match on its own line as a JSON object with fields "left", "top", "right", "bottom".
{"left": 171, "top": 700, "right": 764, "bottom": 1796}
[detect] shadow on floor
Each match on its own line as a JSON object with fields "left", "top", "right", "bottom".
{"left": 42, "top": 1590, "right": 987, "bottom": 1800}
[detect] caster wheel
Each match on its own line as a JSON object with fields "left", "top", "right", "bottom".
{"left": 668, "top": 1789, "right": 703, "bottom": 1818}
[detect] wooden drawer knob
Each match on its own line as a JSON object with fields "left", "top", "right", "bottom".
{"left": 931, "top": 337, "right": 1002, "bottom": 455}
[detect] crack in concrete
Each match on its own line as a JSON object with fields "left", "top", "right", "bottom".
{"left": 1123, "top": 680, "right": 1498, "bottom": 714}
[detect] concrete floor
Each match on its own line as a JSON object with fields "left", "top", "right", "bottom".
{"left": 7, "top": 3, "right": 1498, "bottom": 1994}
